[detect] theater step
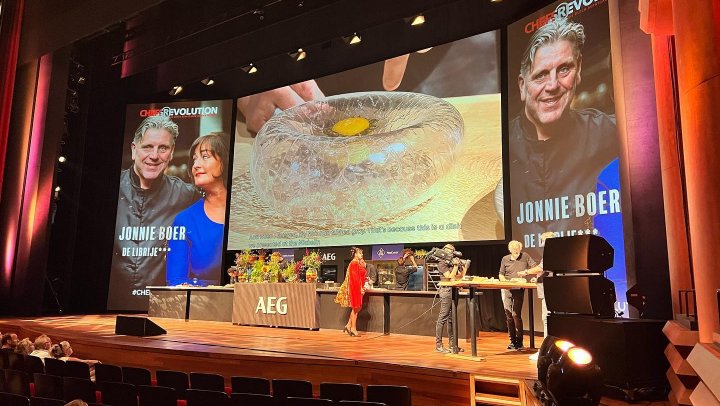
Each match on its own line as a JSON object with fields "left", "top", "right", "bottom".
{"left": 471, "top": 375, "right": 521, "bottom": 406}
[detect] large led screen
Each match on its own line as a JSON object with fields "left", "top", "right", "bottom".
{"left": 108, "top": 100, "right": 233, "bottom": 311}
{"left": 228, "top": 31, "right": 504, "bottom": 250}
{"left": 506, "top": 0, "right": 627, "bottom": 311}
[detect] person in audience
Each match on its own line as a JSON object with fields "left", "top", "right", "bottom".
{"left": 434, "top": 243, "right": 468, "bottom": 353}
{"left": 166, "top": 132, "right": 229, "bottom": 286}
{"left": 335, "top": 246, "right": 367, "bottom": 337}
{"left": 499, "top": 240, "right": 537, "bottom": 351}
{"left": 394, "top": 248, "right": 419, "bottom": 290}
{"left": 52, "top": 341, "right": 101, "bottom": 380}
{"left": 64, "top": 400, "right": 89, "bottom": 406}
{"left": 30, "top": 334, "right": 53, "bottom": 361}
{"left": 15, "top": 337, "right": 34, "bottom": 355}
{"left": 1, "top": 332, "right": 19, "bottom": 350}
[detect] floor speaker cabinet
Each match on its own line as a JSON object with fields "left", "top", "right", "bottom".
{"left": 543, "top": 235, "right": 614, "bottom": 272}
{"left": 115, "top": 315, "right": 167, "bottom": 336}
{"left": 547, "top": 314, "right": 669, "bottom": 401}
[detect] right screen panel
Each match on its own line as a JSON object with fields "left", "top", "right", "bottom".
{"left": 507, "top": 0, "right": 627, "bottom": 311}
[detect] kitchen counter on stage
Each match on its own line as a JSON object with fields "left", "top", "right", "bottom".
{"left": 148, "top": 285, "right": 483, "bottom": 337}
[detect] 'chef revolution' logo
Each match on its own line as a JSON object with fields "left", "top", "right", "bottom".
{"left": 139, "top": 106, "right": 219, "bottom": 118}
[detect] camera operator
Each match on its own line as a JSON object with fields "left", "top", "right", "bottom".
{"left": 394, "top": 248, "right": 418, "bottom": 290}
{"left": 433, "top": 244, "right": 467, "bottom": 353}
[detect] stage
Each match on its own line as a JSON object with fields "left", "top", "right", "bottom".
{"left": 0, "top": 315, "right": 539, "bottom": 406}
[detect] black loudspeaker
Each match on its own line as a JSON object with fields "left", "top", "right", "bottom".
{"left": 626, "top": 284, "right": 647, "bottom": 317}
{"left": 544, "top": 275, "right": 616, "bottom": 318}
{"left": 115, "top": 315, "right": 166, "bottom": 336}
{"left": 543, "top": 235, "right": 614, "bottom": 272}
{"left": 548, "top": 314, "right": 669, "bottom": 401}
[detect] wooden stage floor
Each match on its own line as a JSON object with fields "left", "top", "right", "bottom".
{"left": 0, "top": 315, "right": 539, "bottom": 406}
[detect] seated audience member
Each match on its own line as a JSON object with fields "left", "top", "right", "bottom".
{"left": 15, "top": 337, "right": 35, "bottom": 355}
{"left": 53, "top": 341, "right": 101, "bottom": 380}
{"left": 1, "top": 332, "right": 19, "bottom": 350}
{"left": 30, "top": 334, "right": 53, "bottom": 361}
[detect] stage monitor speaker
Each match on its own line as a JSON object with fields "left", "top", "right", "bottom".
{"left": 115, "top": 315, "right": 166, "bottom": 336}
{"left": 543, "top": 235, "right": 614, "bottom": 273}
{"left": 544, "top": 275, "right": 616, "bottom": 318}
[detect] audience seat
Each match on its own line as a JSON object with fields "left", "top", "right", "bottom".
{"left": 32, "top": 374, "right": 63, "bottom": 401}
{"left": 271, "top": 379, "right": 313, "bottom": 406}
{"left": 99, "top": 381, "right": 137, "bottom": 406}
{"left": 287, "top": 397, "right": 332, "bottom": 405}
{"left": 121, "top": 366, "right": 151, "bottom": 386}
{"left": 64, "top": 361, "right": 90, "bottom": 380}
{"left": 3, "top": 369, "right": 31, "bottom": 396}
{"left": 7, "top": 353, "right": 25, "bottom": 371}
{"left": 62, "top": 377, "right": 96, "bottom": 403}
{"left": 319, "top": 382, "right": 363, "bottom": 402}
{"left": 366, "top": 385, "right": 411, "bottom": 406}
{"left": 190, "top": 372, "right": 225, "bottom": 392}
{"left": 231, "top": 376, "right": 270, "bottom": 395}
{"left": 24, "top": 356, "right": 45, "bottom": 378}
{"left": 186, "top": 388, "right": 229, "bottom": 406}
{"left": 155, "top": 369, "right": 189, "bottom": 399}
{"left": 338, "top": 402, "right": 387, "bottom": 406}
{"left": 0, "top": 391, "right": 30, "bottom": 406}
{"left": 137, "top": 384, "right": 177, "bottom": 406}
{"left": 29, "top": 396, "right": 66, "bottom": 406}
{"left": 230, "top": 392, "right": 273, "bottom": 406}
{"left": 95, "top": 363, "right": 123, "bottom": 384}
{"left": 42, "top": 359, "right": 66, "bottom": 378}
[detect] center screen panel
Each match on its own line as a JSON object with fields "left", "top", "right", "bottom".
{"left": 228, "top": 31, "right": 503, "bottom": 250}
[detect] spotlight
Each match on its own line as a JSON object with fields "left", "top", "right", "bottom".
{"left": 252, "top": 8, "right": 264, "bottom": 20}
{"left": 416, "top": 47, "right": 433, "bottom": 54}
{"left": 546, "top": 347, "right": 603, "bottom": 406}
{"left": 58, "top": 156, "right": 67, "bottom": 163}
{"left": 491, "top": 0, "right": 503, "bottom": 2}
{"left": 54, "top": 186, "right": 61, "bottom": 192}
{"left": 408, "top": 14, "right": 426, "bottom": 26}
{"left": 201, "top": 78, "right": 215, "bottom": 86}
{"left": 289, "top": 48, "right": 307, "bottom": 61}
{"left": 168, "top": 85, "right": 183, "bottom": 96}
{"left": 77, "top": 76, "right": 86, "bottom": 85}
{"left": 537, "top": 336, "right": 575, "bottom": 387}
{"left": 343, "top": 33, "right": 362, "bottom": 45}
{"left": 242, "top": 63, "right": 258, "bottom": 74}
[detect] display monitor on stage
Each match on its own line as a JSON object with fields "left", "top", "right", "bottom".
{"left": 227, "top": 31, "right": 504, "bottom": 250}
{"left": 107, "top": 100, "right": 234, "bottom": 311}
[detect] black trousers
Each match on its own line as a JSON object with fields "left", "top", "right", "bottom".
{"left": 502, "top": 288, "right": 524, "bottom": 343}
{"left": 435, "top": 287, "right": 454, "bottom": 347}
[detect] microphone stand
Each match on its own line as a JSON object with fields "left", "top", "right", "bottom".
{"left": 45, "top": 274, "right": 64, "bottom": 315}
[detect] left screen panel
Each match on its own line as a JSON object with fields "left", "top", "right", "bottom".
{"left": 108, "top": 100, "right": 234, "bottom": 311}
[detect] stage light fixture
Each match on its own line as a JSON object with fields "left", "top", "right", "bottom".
{"left": 77, "top": 76, "right": 86, "bottom": 85}
{"left": 408, "top": 14, "right": 426, "bottom": 26}
{"left": 58, "top": 156, "right": 67, "bottom": 163}
{"left": 289, "top": 48, "right": 307, "bottom": 61}
{"left": 537, "top": 337, "right": 575, "bottom": 387}
{"left": 546, "top": 346, "right": 603, "bottom": 406}
{"left": 343, "top": 33, "right": 362, "bottom": 45}
{"left": 416, "top": 47, "right": 433, "bottom": 54}
{"left": 242, "top": 63, "right": 258, "bottom": 74}
{"left": 201, "top": 78, "right": 215, "bottom": 86}
{"left": 252, "top": 8, "right": 264, "bottom": 20}
{"left": 54, "top": 186, "right": 61, "bottom": 192}
{"left": 168, "top": 85, "right": 183, "bottom": 96}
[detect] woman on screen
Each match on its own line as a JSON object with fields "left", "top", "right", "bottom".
{"left": 335, "top": 246, "right": 367, "bottom": 337}
{"left": 166, "top": 133, "right": 229, "bottom": 286}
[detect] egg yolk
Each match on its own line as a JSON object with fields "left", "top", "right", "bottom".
{"left": 332, "top": 117, "right": 370, "bottom": 136}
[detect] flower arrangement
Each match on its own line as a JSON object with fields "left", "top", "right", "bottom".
{"left": 301, "top": 249, "right": 322, "bottom": 283}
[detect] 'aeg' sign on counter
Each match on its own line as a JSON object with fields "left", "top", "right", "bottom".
{"left": 233, "top": 283, "right": 318, "bottom": 329}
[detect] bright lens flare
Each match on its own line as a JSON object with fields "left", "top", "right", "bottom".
{"left": 567, "top": 347, "right": 593, "bottom": 365}
{"left": 332, "top": 117, "right": 370, "bottom": 136}
{"left": 555, "top": 340, "right": 575, "bottom": 352}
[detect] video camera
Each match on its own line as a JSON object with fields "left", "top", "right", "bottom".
{"left": 426, "top": 247, "right": 470, "bottom": 271}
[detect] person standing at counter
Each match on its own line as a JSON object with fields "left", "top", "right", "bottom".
{"left": 395, "top": 248, "right": 418, "bottom": 290}
{"left": 434, "top": 244, "right": 467, "bottom": 354}
{"left": 499, "top": 240, "right": 537, "bottom": 350}
{"left": 335, "top": 247, "right": 367, "bottom": 337}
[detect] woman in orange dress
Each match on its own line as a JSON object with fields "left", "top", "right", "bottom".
{"left": 335, "top": 246, "right": 367, "bottom": 336}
